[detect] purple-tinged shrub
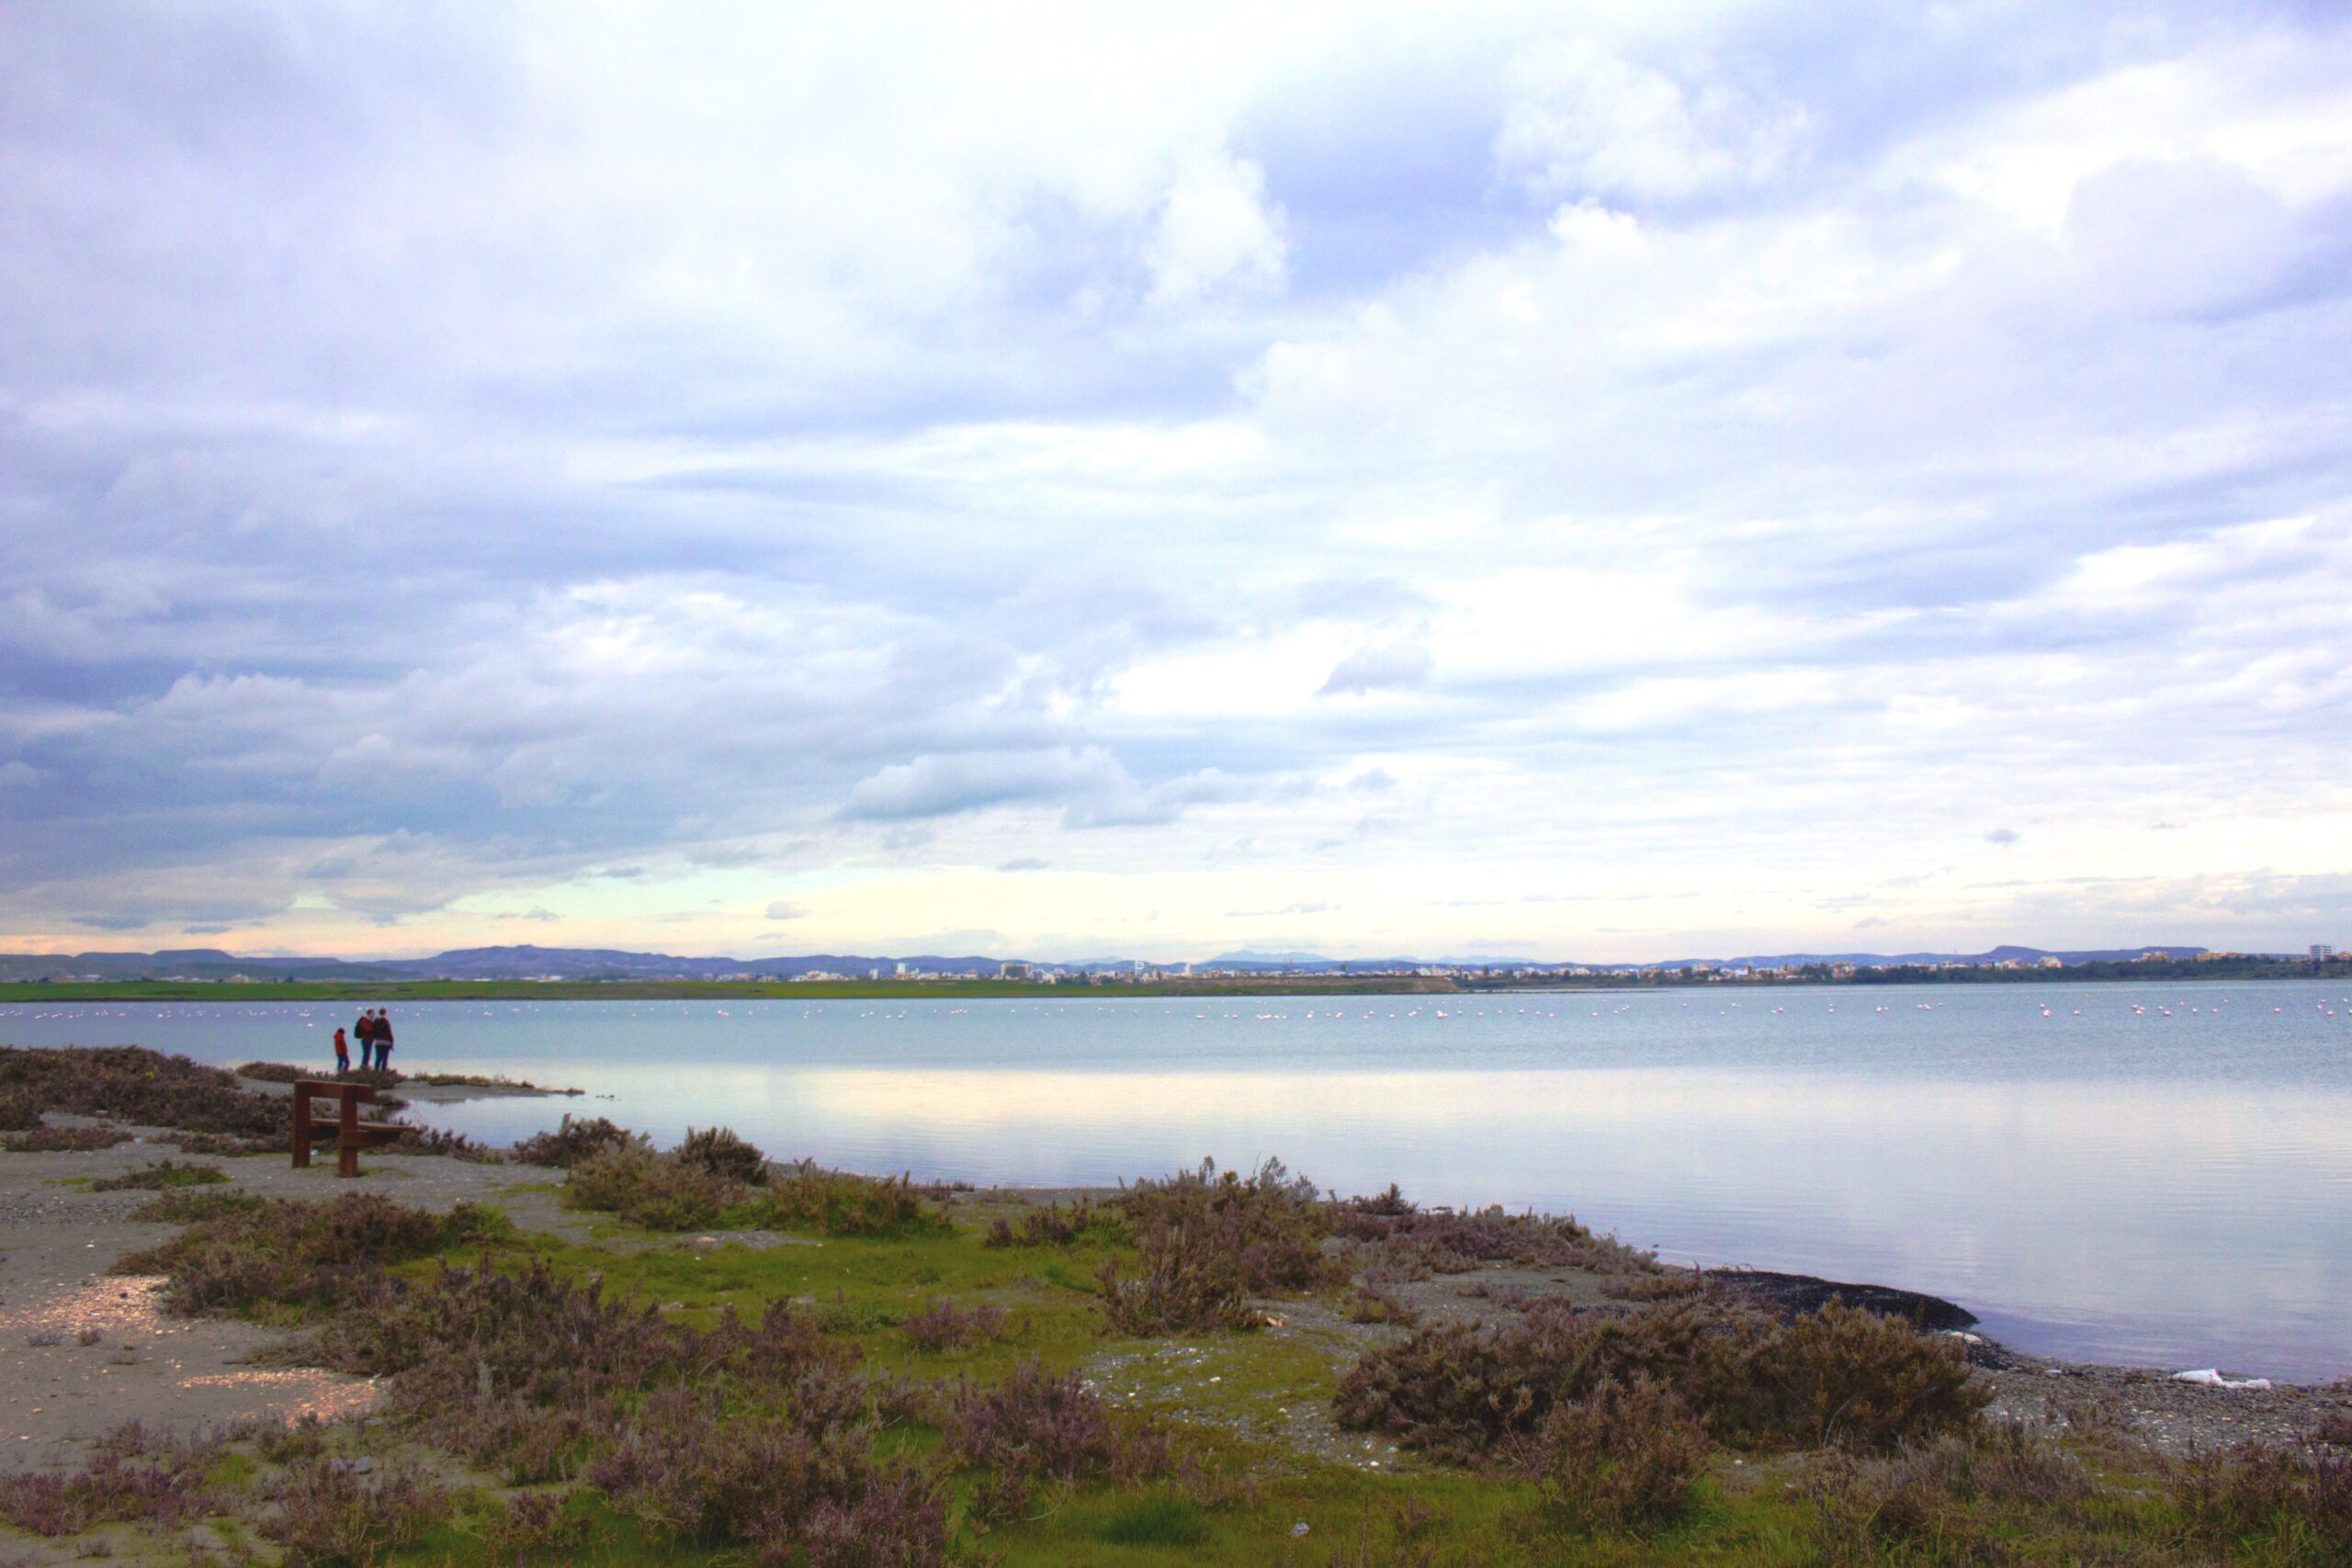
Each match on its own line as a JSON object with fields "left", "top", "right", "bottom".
{"left": 262, "top": 1457, "right": 451, "bottom": 1568}
{"left": 901, "top": 1297, "right": 1009, "bottom": 1354}
{"left": 1099, "top": 1157, "right": 1338, "bottom": 1335}
{"left": 114, "top": 1191, "right": 507, "bottom": 1317}
{"left": 1533, "top": 1376, "right": 1713, "bottom": 1530}
{"left": 983, "top": 1198, "right": 1125, "bottom": 1248}
{"left": 945, "top": 1360, "right": 1168, "bottom": 1517}
{"left": 0, "top": 1422, "right": 221, "bottom": 1535}
{"left": 4, "top": 1122, "right": 135, "bottom": 1152}
{"left": 511, "top": 1113, "right": 643, "bottom": 1169}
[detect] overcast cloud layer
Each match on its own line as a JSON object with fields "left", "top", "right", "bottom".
{"left": 4, "top": 2, "right": 2349, "bottom": 961}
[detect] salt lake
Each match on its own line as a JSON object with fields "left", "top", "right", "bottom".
{"left": 7, "top": 977, "right": 2349, "bottom": 1379}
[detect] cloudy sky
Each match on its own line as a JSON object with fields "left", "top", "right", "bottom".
{"left": 4, "top": 2, "right": 2349, "bottom": 963}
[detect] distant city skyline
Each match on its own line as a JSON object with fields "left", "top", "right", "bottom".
{"left": 3, "top": 5, "right": 2348, "bottom": 962}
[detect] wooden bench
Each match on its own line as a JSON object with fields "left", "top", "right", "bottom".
{"left": 290, "top": 1081, "right": 405, "bottom": 1178}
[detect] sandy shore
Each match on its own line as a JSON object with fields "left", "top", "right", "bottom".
{"left": 0, "top": 1124, "right": 587, "bottom": 1477}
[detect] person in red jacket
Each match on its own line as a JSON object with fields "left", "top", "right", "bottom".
{"left": 333, "top": 1027, "right": 350, "bottom": 1077}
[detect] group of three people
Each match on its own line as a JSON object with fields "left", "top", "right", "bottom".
{"left": 331, "top": 1008, "right": 394, "bottom": 1076}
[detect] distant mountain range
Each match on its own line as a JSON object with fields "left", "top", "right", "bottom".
{"left": 0, "top": 940, "right": 2236, "bottom": 983}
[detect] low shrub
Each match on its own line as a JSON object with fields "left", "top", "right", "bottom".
{"left": 234, "top": 1061, "right": 311, "bottom": 1082}
{"left": 902, "top": 1298, "right": 1009, "bottom": 1354}
{"left": 383, "top": 1122, "right": 503, "bottom": 1162}
{"left": 1807, "top": 1426, "right": 2101, "bottom": 1564}
{"left": 0, "top": 1421, "right": 221, "bottom": 1535}
{"left": 0, "top": 1044, "right": 288, "bottom": 1138}
{"left": 116, "top": 1191, "right": 507, "bottom": 1316}
{"left": 2172, "top": 1441, "right": 2352, "bottom": 1562}
{"left": 798, "top": 1470, "right": 951, "bottom": 1568}
{"left": 1099, "top": 1157, "right": 1338, "bottom": 1336}
{"left": 130, "top": 1186, "right": 271, "bottom": 1224}
{"left": 945, "top": 1360, "right": 1168, "bottom": 1519}
{"left": 759, "top": 1163, "right": 944, "bottom": 1236}
{"left": 566, "top": 1142, "right": 736, "bottom": 1230}
{"left": 1532, "top": 1376, "right": 1713, "bottom": 1531}
{"left": 513, "top": 1113, "right": 643, "bottom": 1169}
{"left": 1706, "top": 1301, "right": 1991, "bottom": 1452}
{"left": 983, "top": 1198, "right": 1125, "bottom": 1248}
{"left": 3, "top": 1122, "right": 134, "bottom": 1152}
{"left": 1332, "top": 1188, "right": 1654, "bottom": 1277}
{"left": 1337, "top": 1298, "right": 1985, "bottom": 1464}
{"left": 678, "top": 1123, "right": 767, "bottom": 1184}
{"left": 92, "top": 1158, "right": 229, "bottom": 1191}
{"left": 156, "top": 1128, "right": 281, "bottom": 1156}
{"left": 478, "top": 1490, "right": 587, "bottom": 1560}
{"left": 0, "top": 1084, "right": 37, "bottom": 1130}
{"left": 262, "top": 1457, "right": 451, "bottom": 1568}
{"left": 1345, "top": 1285, "right": 1421, "bottom": 1325}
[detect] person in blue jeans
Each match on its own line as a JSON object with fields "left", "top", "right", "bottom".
{"left": 375, "top": 1010, "right": 394, "bottom": 1073}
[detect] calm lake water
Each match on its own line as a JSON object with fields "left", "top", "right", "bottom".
{"left": 8, "top": 979, "right": 2351, "bottom": 1380}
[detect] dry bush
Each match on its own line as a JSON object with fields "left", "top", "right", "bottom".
{"left": 512, "top": 1113, "right": 644, "bottom": 1169}
{"left": 1807, "top": 1425, "right": 2101, "bottom": 1565}
{"left": 945, "top": 1360, "right": 1169, "bottom": 1520}
{"left": 0, "top": 1084, "right": 39, "bottom": 1130}
{"left": 3, "top": 1122, "right": 134, "bottom": 1152}
{"left": 758, "top": 1163, "right": 944, "bottom": 1236}
{"left": 1338, "top": 1298, "right": 1985, "bottom": 1464}
{"left": 678, "top": 1124, "right": 767, "bottom": 1184}
{"left": 311, "top": 1251, "right": 939, "bottom": 1565}
{"left": 2171, "top": 1441, "right": 2352, "bottom": 1563}
{"left": 263, "top": 1457, "right": 450, "bottom": 1568}
{"left": 156, "top": 1128, "right": 281, "bottom": 1156}
{"left": 0, "top": 1421, "right": 220, "bottom": 1535}
{"left": 1099, "top": 1157, "right": 1339, "bottom": 1336}
{"left": 1334, "top": 1188, "right": 1657, "bottom": 1279}
{"left": 1603, "top": 1269, "right": 1706, "bottom": 1303}
{"left": 116, "top": 1190, "right": 507, "bottom": 1316}
{"left": 478, "top": 1490, "right": 586, "bottom": 1560}
{"left": 1335, "top": 1300, "right": 1718, "bottom": 1464}
{"left": 901, "top": 1298, "right": 1009, "bottom": 1354}
{"left": 1533, "top": 1376, "right": 1713, "bottom": 1531}
{"left": 233, "top": 1061, "right": 310, "bottom": 1082}
{"left": 565, "top": 1142, "right": 736, "bottom": 1231}
{"left": 1345, "top": 1285, "right": 1421, "bottom": 1326}
{"left": 983, "top": 1198, "right": 1125, "bottom": 1248}
{"left": 0, "top": 1045, "right": 288, "bottom": 1138}
{"left": 1705, "top": 1301, "right": 1991, "bottom": 1452}
{"left": 381, "top": 1122, "right": 503, "bottom": 1162}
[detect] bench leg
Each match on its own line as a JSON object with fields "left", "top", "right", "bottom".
{"left": 292, "top": 1088, "right": 312, "bottom": 1168}
{"left": 337, "top": 1094, "right": 361, "bottom": 1178}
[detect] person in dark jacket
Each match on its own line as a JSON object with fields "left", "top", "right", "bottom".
{"left": 354, "top": 1010, "right": 375, "bottom": 1070}
{"left": 375, "top": 1010, "right": 393, "bottom": 1072}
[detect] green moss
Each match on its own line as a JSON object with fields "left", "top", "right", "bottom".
{"left": 1096, "top": 1493, "right": 1215, "bottom": 1547}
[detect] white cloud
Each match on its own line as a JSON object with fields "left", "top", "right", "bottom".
{"left": 1, "top": 5, "right": 2348, "bottom": 958}
{"left": 1147, "top": 148, "right": 1288, "bottom": 302}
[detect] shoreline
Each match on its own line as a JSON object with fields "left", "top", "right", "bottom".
{"left": 3, "top": 1133, "right": 2341, "bottom": 1480}
{"left": 5, "top": 966, "right": 2346, "bottom": 1003}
